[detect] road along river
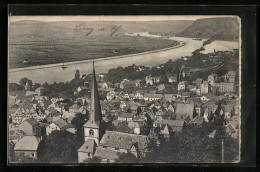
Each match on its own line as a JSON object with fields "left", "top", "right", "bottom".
{"left": 9, "top": 35, "right": 205, "bottom": 84}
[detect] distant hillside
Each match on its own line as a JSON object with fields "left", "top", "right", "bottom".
{"left": 9, "top": 20, "right": 193, "bottom": 39}
{"left": 177, "top": 17, "right": 239, "bottom": 41}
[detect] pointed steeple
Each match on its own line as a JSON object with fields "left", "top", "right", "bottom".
{"left": 84, "top": 60, "right": 102, "bottom": 128}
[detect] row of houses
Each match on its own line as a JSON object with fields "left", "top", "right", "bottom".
{"left": 178, "top": 71, "right": 236, "bottom": 95}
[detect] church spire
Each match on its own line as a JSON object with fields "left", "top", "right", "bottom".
{"left": 89, "top": 59, "right": 102, "bottom": 124}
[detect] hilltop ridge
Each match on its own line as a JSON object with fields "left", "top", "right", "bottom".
{"left": 177, "top": 17, "right": 239, "bottom": 41}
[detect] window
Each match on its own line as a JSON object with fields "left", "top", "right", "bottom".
{"left": 89, "top": 129, "right": 94, "bottom": 136}
{"left": 31, "top": 153, "right": 34, "bottom": 157}
{"left": 88, "top": 153, "right": 90, "bottom": 156}
{"left": 115, "top": 148, "right": 119, "bottom": 150}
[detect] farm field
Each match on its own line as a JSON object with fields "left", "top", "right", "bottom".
{"left": 9, "top": 35, "right": 180, "bottom": 69}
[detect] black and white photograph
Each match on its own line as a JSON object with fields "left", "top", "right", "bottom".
{"left": 8, "top": 15, "right": 241, "bottom": 164}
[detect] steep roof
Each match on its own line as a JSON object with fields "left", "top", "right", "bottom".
{"left": 119, "top": 113, "right": 133, "bottom": 118}
{"left": 161, "top": 124, "right": 170, "bottom": 135}
{"left": 189, "top": 116, "right": 204, "bottom": 125}
{"left": 22, "top": 118, "right": 39, "bottom": 126}
{"left": 69, "top": 103, "right": 81, "bottom": 110}
{"left": 14, "top": 136, "right": 40, "bottom": 151}
{"left": 144, "top": 94, "right": 163, "bottom": 99}
{"left": 77, "top": 139, "right": 95, "bottom": 153}
{"left": 128, "top": 121, "right": 140, "bottom": 129}
{"left": 116, "top": 122, "right": 133, "bottom": 134}
{"left": 94, "top": 147, "right": 121, "bottom": 160}
{"left": 53, "top": 118, "right": 68, "bottom": 129}
{"left": 202, "top": 93, "right": 219, "bottom": 101}
{"left": 84, "top": 61, "right": 102, "bottom": 128}
{"left": 100, "top": 130, "right": 148, "bottom": 151}
{"left": 154, "top": 118, "right": 185, "bottom": 127}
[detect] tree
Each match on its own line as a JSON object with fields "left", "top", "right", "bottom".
{"left": 40, "top": 130, "right": 77, "bottom": 163}
{"left": 143, "top": 139, "right": 159, "bottom": 162}
{"left": 71, "top": 113, "right": 89, "bottom": 149}
{"left": 71, "top": 113, "right": 88, "bottom": 130}
{"left": 19, "top": 77, "right": 32, "bottom": 88}
{"left": 42, "top": 82, "right": 49, "bottom": 88}
{"left": 9, "top": 83, "right": 22, "bottom": 91}
{"left": 75, "top": 69, "right": 80, "bottom": 80}
{"left": 8, "top": 142, "right": 15, "bottom": 162}
{"left": 32, "top": 83, "right": 41, "bottom": 91}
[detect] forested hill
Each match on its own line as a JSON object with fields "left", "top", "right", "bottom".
{"left": 9, "top": 20, "right": 193, "bottom": 39}
{"left": 177, "top": 17, "right": 239, "bottom": 41}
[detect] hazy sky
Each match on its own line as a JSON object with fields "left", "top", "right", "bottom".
{"left": 9, "top": 15, "right": 236, "bottom": 22}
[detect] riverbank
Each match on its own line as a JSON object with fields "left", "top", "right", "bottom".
{"left": 10, "top": 40, "right": 185, "bottom": 73}
{"left": 9, "top": 36, "right": 205, "bottom": 84}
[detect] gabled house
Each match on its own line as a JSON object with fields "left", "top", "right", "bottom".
{"left": 224, "top": 71, "right": 236, "bottom": 83}
{"left": 168, "top": 75, "right": 177, "bottom": 83}
{"left": 200, "top": 93, "right": 219, "bottom": 102}
{"left": 94, "top": 130, "right": 149, "bottom": 162}
{"left": 78, "top": 139, "right": 97, "bottom": 163}
{"left": 219, "top": 82, "right": 235, "bottom": 93}
{"left": 164, "top": 94, "right": 175, "bottom": 103}
{"left": 134, "top": 92, "right": 144, "bottom": 100}
{"left": 69, "top": 103, "right": 82, "bottom": 113}
{"left": 175, "top": 103, "right": 195, "bottom": 120}
{"left": 208, "top": 74, "right": 218, "bottom": 85}
{"left": 143, "top": 94, "right": 163, "bottom": 101}
{"left": 46, "top": 118, "right": 69, "bottom": 135}
{"left": 19, "top": 118, "right": 41, "bottom": 136}
{"left": 178, "top": 81, "right": 187, "bottom": 91}
{"left": 201, "top": 81, "right": 209, "bottom": 95}
{"left": 153, "top": 116, "right": 185, "bottom": 133}
{"left": 117, "top": 113, "right": 133, "bottom": 122}
{"left": 145, "top": 76, "right": 161, "bottom": 85}
{"left": 161, "top": 124, "right": 170, "bottom": 140}
{"left": 45, "top": 107, "right": 60, "bottom": 117}
{"left": 189, "top": 116, "right": 204, "bottom": 126}
{"left": 187, "top": 85, "right": 196, "bottom": 92}
{"left": 120, "top": 80, "right": 136, "bottom": 90}
{"left": 14, "top": 136, "right": 40, "bottom": 160}
{"left": 157, "top": 84, "right": 165, "bottom": 92}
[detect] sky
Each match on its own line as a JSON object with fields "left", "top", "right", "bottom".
{"left": 9, "top": 15, "right": 236, "bottom": 22}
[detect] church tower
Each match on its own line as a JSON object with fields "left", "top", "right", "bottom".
{"left": 83, "top": 60, "right": 103, "bottom": 145}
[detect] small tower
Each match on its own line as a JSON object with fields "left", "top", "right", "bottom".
{"left": 24, "top": 80, "right": 31, "bottom": 91}
{"left": 83, "top": 60, "right": 103, "bottom": 145}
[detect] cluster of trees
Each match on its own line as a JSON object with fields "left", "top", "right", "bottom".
{"left": 144, "top": 118, "right": 238, "bottom": 163}
{"left": 106, "top": 65, "right": 149, "bottom": 84}
{"left": 106, "top": 48, "right": 238, "bottom": 87}
{"left": 33, "top": 113, "right": 89, "bottom": 163}
{"left": 106, "top": 60, "right": 183, "bottom": 84}
{"left": 9, "top": 69, "right": 93, "bottom": 99}
{"left": 9, "top": 77, "right": 35, "bottom": 92}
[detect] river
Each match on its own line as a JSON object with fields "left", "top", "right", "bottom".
{"left": 9, "top": 33, "right": 206, "bottom": 84}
